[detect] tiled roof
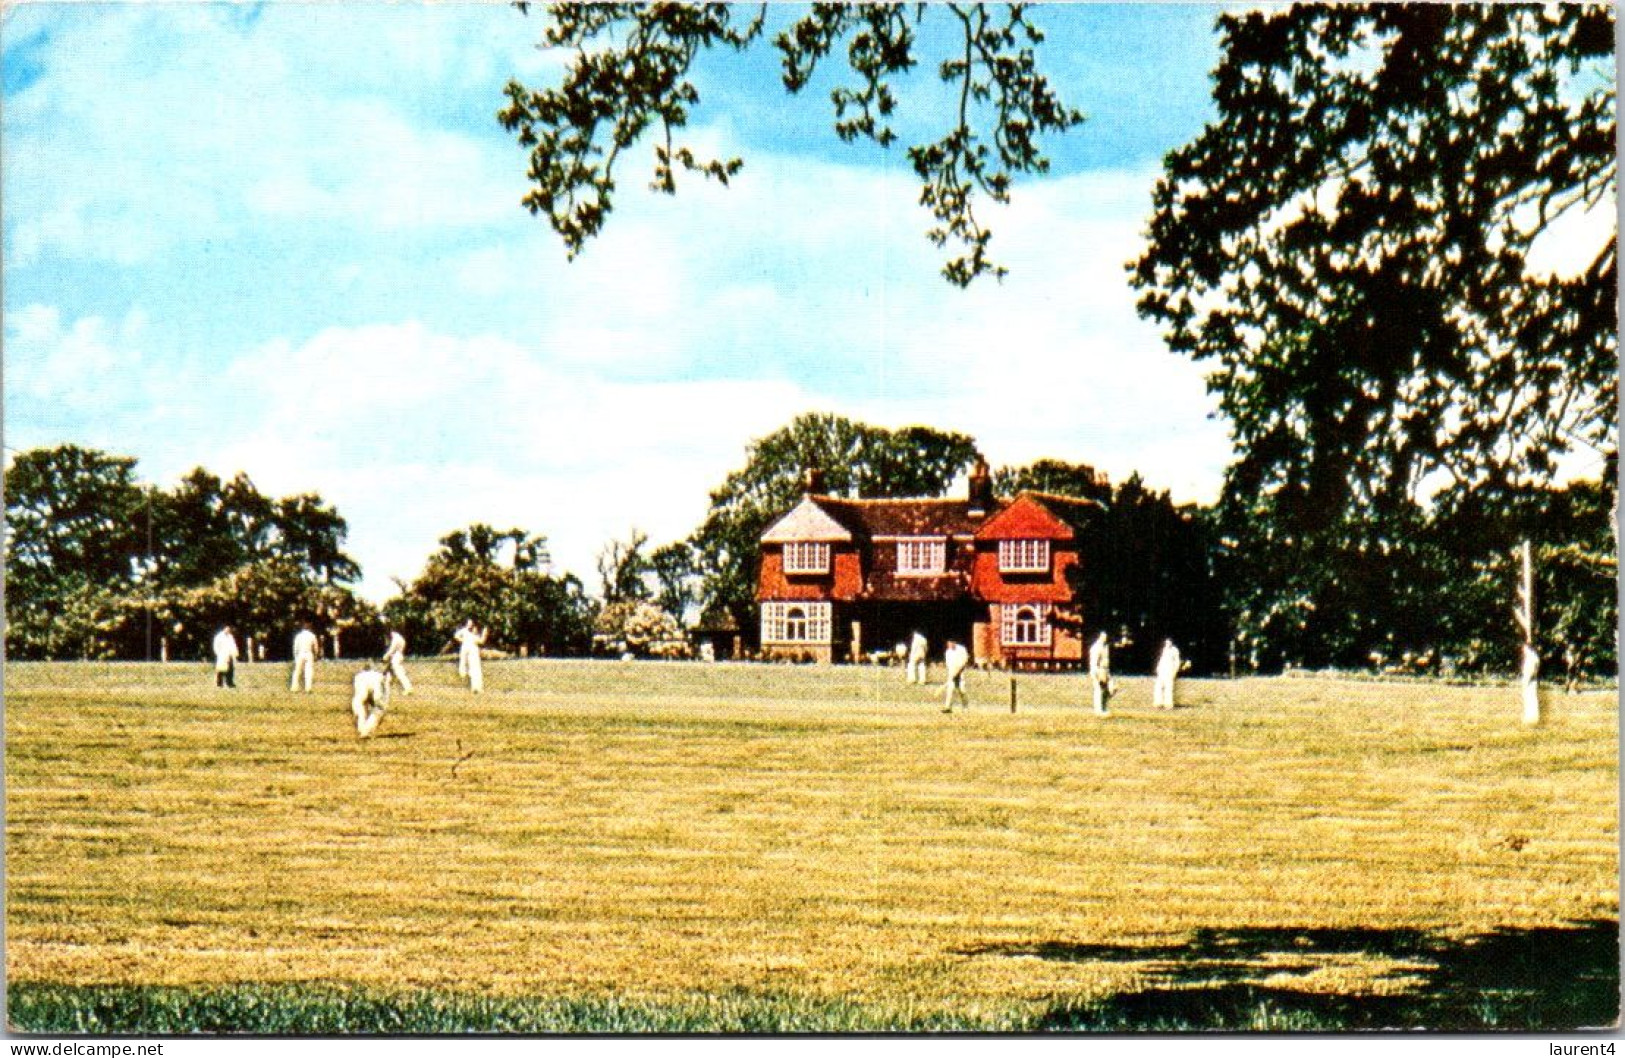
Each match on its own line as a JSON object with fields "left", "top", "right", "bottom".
{"left": 1021, "top": 492, "right": 1105, "bottom": 533}
{"left": 791, "top": 491, "right": 1101, "bottom": 541}
{"left": 811, "top": 496, "right": 993, "bottom": 539}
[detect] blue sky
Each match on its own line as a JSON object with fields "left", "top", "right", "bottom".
{"left": 4, "top": 2, "right": 1238, "bottom": 601}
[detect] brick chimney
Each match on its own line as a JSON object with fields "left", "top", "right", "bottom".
{"left": 803, "top": 467, "right": 826, "bottom": 495}
{"left": 967, "top": 456, "right": 993, "bottom": 515}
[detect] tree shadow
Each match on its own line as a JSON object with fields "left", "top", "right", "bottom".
{"left": 959, "top": 920, "right": 1620, "bottom": 1031}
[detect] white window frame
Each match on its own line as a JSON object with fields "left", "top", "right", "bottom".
{"left": 783, "top": 541, "right": 831, "bottom": 574}
{"left": 895, "top": 537, "right": 946, "bottom": 575}
{"left": 1001, "top": 603, "right": 1052, "bottom": 647}
{"left": 762, "top": 601, "right": 833, "bottom": 643}
{"left": 999, "top": 538, "right": 1051, "bottom": 574}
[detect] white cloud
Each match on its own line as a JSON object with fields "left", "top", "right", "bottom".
{"left": 206, "top": 321, "right": 814, "bottom": 601}
{"left": 4, "top": 304, "right": 152, "bottom": 410}
{"left": 551, "top": 153, "right": 1232, "bottom": 502}
{"left": 197, "top": 159, "right": 1230, "bottom": 601}
{"left": 243, "top": 98, "right": 518, "bottom": 230}
{"left": 3, "top": 4, "right": 537, "bottom": 265}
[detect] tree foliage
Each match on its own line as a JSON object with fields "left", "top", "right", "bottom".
{"left": 434, "top": 524, "right": 551, "bottom": 571}
{"left": 593, "top": 599, "right": 689, "bottom": 658}
{"left": 1129, "top": 4, "right": 1617, "bottom": 677}
{"left": 597, "top": 529, "right": 653, "bottom": 605}
{"left": 498, "top": 2, "right": 1084, "bottom": 285}
{"left": 384, "top": 524, "right": 593, "bottom": 658}
{"left": 162, "top": 558, "right": 382, "bottom": 663}
{"left": 149, "top": 468, "right": 361, "bottom": 590}
{"left": 5, "top": 445, "right": 369, "bottom": 660}
{"left": 1133, "top": 4, "right": 1616, "bottom": 534}
{"left": 990, "top": 458, "right": 1111, "bottom": 506}
{"left": 1218, "top": 472, "right": 1618, "bottom": 678}
{"left": 996, "top": 459, "right": 1227, "bottom": 673}
{"left": 687, "top": 412, "right": 980, "bottom": 638}
{"left": 648, "top": 541, "right": 701, "bottom": 626}
{"left": 6, "top": 445, "right": 146, "bottom": 585}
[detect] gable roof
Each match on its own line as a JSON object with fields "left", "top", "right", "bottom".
{"left": 1022, "top": 491, "right": 1105, "bottom": 534}
{"left": 975, "top": 491, "right": 1103, "bottom": 540}
{"left": 761, "top": 496, "right": 856, "bottom": 543}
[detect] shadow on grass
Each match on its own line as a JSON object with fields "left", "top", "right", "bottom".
{"left": 959, "top": 920, "right": 1619, "bottom": 1031}
{"left": 8, "top": 922, "right": 1617, "bottom": 1033}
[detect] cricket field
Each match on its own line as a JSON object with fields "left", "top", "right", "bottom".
{"left": 5, "top": 659, "right": 1618, "bottom": 1032}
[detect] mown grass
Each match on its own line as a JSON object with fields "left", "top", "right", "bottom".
{"left": 6, "top": 658, "right": 1619, "bottom": 1033}
{"left": 6, "top": 981, "right": 1008, "bottom": 1034}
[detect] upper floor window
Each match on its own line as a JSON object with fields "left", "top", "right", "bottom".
{"left": 761, "top": 601, "right": 832, "bottom": 643}
{"left": 1001, "top": 604, "right": 1052, "bottom": 646}
{"left": 999, "top": 538, "right": 1051, "bottom": 573}
{"left": 896, "top": 537, "right": 946, "bottom": 575}
{"left": 783, "top": 541, "right": 831, "bottom": 574}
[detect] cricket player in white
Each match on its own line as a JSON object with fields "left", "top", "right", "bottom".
{"left": 454, "top": 620, "right": 487, "bottom": 693}
{"left": 941, "top": 641, "right": 970, "bottom": 712}
{"left": 906, "top": 631, "right": 928, "bottom": 685}
{"left": 290, "top": 624, "right": 319, "bottom": 693}
{"left": 1153, "top": 639, "right": 1182, "bottom": 708}
{"left": 383, "top": 630, "right": 413, "bottom": 695}
{"left": 213, "top": 626, "right": 240, "bottom": 688}
{"left": 1088, "top": 632, "right": 1113, "bottom": 715}
{"left": 351, "top": 663, "right": 391, "bottom": 738}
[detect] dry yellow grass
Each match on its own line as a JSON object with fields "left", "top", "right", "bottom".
{"left": 5, "top": 658, "right": 1617, "bottom": 1019}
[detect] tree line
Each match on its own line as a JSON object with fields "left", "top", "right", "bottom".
{"left": 6, "top": 423, "right": 1613, "bottom": 678}
{"left": 3, "top": 446, "right": 600, "bottom": 663}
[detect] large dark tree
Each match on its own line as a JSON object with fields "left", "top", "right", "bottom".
{"left": 997, "top": 459, "right": 1227, "bottom": 673}
{"left": 1132, "top": 4, "right": 1616, "bottom": 535}
{"left": 272, "top": 493, "right": 364, "bottom": 585}
{"left": 1131, "top": 5, "right": 1617, "bottom": 677}
{"left": 498, "top": 3, "right": 1084, "bottom": 286}
{"left": 689, "top": 412, "right": 980, "bottom": 639}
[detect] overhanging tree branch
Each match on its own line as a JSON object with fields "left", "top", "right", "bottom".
{"left": 498, "top": 2, "right": 1083, "bottom": 286}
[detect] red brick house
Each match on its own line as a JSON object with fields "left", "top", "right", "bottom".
{"left": 757, "top": 461, "right": 1101, "bottom": 666}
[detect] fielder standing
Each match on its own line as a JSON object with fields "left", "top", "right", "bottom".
{"left": 941, "top": 640, "right": 970, "bottom": 713}
{"left": 1088, "top": 632, "right": 1113, "bottom": 715}
{"left": 454, "top": 619, "right": 487, "bottom": 694}
{"left": 212, "top": 626, "right": 240, "bottom": 688}
{"left": 906, "top": 631, "right": 929, "bottom": 685}
{"left": 1153, "top": 639, "right": 1182, "bottom": 709}
{"left": 290, "top": 623, "right": 320, "bottom": 693}
{"left": 383, "top": 629, "right": 413, "bottom": 695}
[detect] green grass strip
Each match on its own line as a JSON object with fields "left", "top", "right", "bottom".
{"left": 9, "top": 978, "right": 1619, "bottom": 1034}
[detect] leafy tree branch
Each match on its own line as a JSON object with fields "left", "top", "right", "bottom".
{"left": 499, "top": 2, "right": 1083, "bottom": 286}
